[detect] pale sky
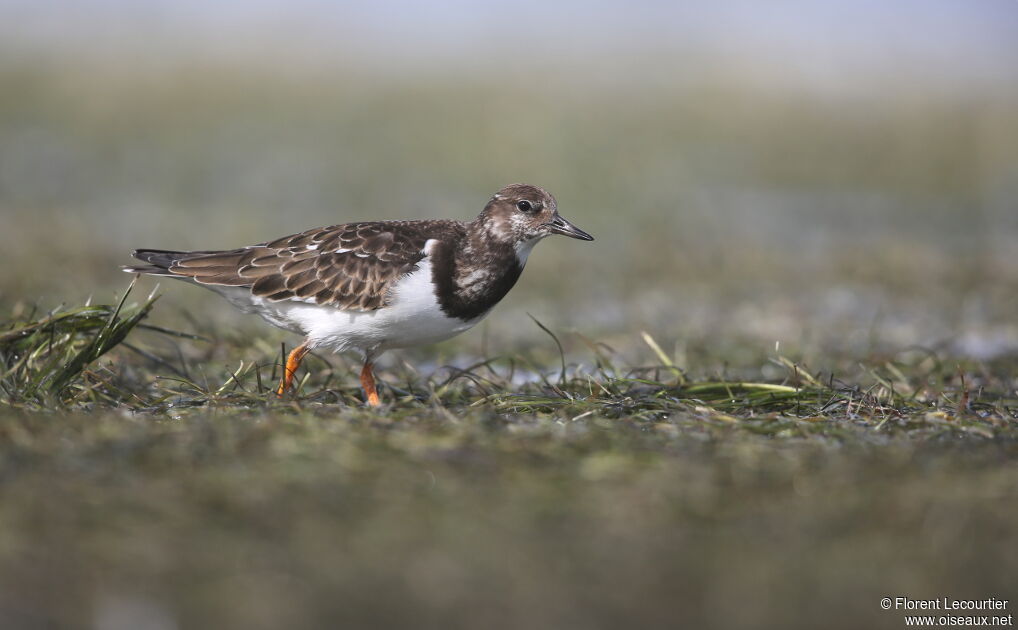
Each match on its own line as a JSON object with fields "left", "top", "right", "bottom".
{"left": 2, "top": 1, "right": 1015, "bottom": 83}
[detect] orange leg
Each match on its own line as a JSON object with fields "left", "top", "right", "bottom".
{"left": 360, "top": 361, "right": 381, "bottom": 406}
{"left": 276, "top": 342, "right": 310, "bottom": 396}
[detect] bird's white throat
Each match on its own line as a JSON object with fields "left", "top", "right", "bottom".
{"left": 514, "top": 236, "right": 545, "bottom": 266}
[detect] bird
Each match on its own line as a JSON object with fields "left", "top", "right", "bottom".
{"left": 124, "top": 183, "right": 593, "bottom": 405}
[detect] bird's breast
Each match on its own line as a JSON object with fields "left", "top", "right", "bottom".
{"left": 430, "top": 240, "right": 524, "bottom": 322}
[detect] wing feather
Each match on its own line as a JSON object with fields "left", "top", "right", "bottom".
{"left": 152, "top": 221, "right": 458, "bottom": 311}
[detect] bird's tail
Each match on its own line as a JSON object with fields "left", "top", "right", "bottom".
{"left": 123, "top": 249, "right": 192, "bottom": 276}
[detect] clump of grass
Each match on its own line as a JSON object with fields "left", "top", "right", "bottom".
{"left": 446, "top": 330, "right": 1015, "bottom": 439}
{"left": 0, "top": 278, "right": 160, "bottom": 407}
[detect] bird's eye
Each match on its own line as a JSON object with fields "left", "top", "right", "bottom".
{"left": 516, "top": 200, "right": 534, "bottom": 212}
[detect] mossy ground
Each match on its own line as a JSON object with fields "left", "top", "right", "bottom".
{"left": 1, "top": 291, "right": 1016, "bottom": 629}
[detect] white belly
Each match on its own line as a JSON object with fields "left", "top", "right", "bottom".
{"left": 213, "top": 257, "right": 484, "bottom": 355}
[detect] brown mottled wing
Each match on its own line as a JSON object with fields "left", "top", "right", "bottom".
{"left": 164, "top": 221, "right": 442, "bottom": 311}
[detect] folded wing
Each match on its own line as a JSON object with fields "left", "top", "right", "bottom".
{"left": 132, "top": 222, "right": 437, "bottom": 311}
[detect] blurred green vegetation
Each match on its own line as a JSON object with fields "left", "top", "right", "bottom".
{"left": 0, "top": 408, "right": 1014, "bottom": 629}
{"left": 2, "top": 62, "right": 1017, "bottom": 368}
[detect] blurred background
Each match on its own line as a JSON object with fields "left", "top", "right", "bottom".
{"left": 1, "top": 0, "right": 1017, "bottom": 370}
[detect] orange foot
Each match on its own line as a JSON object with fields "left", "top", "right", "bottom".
{"left": 276, "top": 342, "right": 310, "bottom": 396}
{"left": 360, "top": 361, "right": 381, "bottom": 406}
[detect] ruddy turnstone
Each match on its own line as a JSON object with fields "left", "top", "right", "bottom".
{"left": 125, "top": 184, "right": 593, "bottom": 405}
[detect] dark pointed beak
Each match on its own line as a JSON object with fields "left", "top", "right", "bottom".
{"left": 546, "top": 214, "right": 594, "bottom": 241}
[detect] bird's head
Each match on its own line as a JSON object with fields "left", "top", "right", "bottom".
{"left": 476, "top": 184, "right": 594, "bottom": 257}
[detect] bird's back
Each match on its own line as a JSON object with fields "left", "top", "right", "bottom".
{"left": 127, "top": 219, "right": 467, "bottom": 312}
